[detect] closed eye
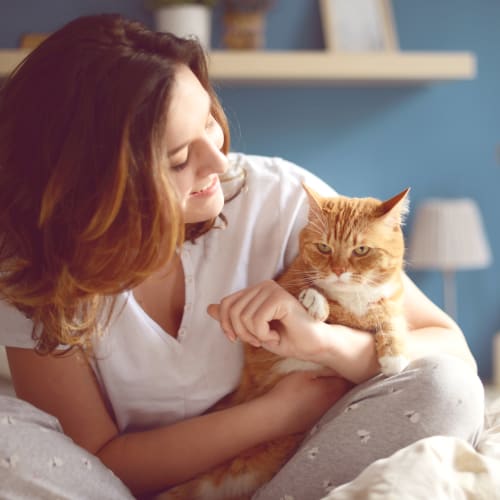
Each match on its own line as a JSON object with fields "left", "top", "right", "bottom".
{"left": 171, "top": 159, "right": 188, "bottom": 172}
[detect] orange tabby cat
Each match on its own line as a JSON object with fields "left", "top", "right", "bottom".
{"left": 159, "top": 184, "right": 410, "bottom": 500}
{"left": 288, "top": 184, "right": 411, "bottom": 377}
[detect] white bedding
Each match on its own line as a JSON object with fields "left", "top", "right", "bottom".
{"left": 2, "top": 347, "right": 500, "bottom": 499}
{"left": 323, "top": 397, "right": 500, "bottom": 500}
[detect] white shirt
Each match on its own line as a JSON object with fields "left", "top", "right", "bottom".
{"left": 0, "top": 153, "right": 335, "bottom": 432}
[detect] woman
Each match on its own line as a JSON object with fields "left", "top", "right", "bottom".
{"left": 0, "top": 13, "right": 483, "bottom": 500}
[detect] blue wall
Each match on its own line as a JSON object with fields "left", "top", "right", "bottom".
{"left": 1, "top": 1, "right": 499, "bottom": 381}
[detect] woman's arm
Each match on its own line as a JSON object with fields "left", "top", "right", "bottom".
{"left": 6, "top": 346, "right": 347, "bottom": 496}
{"left": 303, "top": 274, "right": 476, "bottom": 382}
{"left": 401, "top": 273, "right": 477, "bottom": 370}
{"left": 208, "top": 274, "right": 477, "bottom": 384}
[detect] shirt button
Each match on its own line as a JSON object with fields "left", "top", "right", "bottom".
{"left": 178, "top": 327, "right": 186, "bottom": 338}
{"left": 184, "top": 303, "right": 192, "bottom": 312}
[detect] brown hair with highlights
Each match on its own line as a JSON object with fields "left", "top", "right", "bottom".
{"left": 0, "top": 14, "right": 230, "bottom": 353}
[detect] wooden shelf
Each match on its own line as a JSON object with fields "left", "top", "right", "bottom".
{"left": 0, "top": 49, "right": 476, "bottom": 85}
{"left": 208, "top": 50, "right": 476, "bottom": 85}
{"left": 0, "top": 49, "right": 30, "bottom": 77}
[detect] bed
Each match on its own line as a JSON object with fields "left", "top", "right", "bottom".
{"left": 323, "top": 392, "right": 500, "bottom": 499}
{"left": 1, "top": 347, "right": 500, "bottom": 499}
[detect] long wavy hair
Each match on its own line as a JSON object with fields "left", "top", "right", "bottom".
{"left": 0, "top": 14, "right": 230, "bottom": 354}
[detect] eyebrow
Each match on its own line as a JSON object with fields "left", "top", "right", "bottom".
{"left": 167, "top": 92, "right": 211, "bottom": 158}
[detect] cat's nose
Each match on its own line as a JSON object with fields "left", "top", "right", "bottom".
{"left": 331, "top": 267, "right": 346, "bottom": 276}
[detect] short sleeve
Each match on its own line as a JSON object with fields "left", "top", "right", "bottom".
{"left": 0, "top": 300, "right": 38, "bottom": 349}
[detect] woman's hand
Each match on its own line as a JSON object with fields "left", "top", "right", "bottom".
{"left": 207, "top": 280, "right": 381, "bottom": 383}
{"left": 207, "top": 279, "right": 325, "bottom": 361}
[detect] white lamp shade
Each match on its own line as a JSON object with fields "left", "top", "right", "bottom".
{"left": 408, "top": 198, "right": 492, "bottom": 271}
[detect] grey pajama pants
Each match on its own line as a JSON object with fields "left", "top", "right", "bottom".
{"left": 0, "top": 354, "right": 485, "bottom": 500}
{"left": 253, "top": 354, "right": 485, "bottom": 500}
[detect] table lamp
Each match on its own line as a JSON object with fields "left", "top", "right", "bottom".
{"left": 407, "top": 197, "right": 492, "bottom": 319}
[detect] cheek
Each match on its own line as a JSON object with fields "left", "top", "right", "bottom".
{"left": 303, "top": 247, "right": 330, "bottom": 273}
{"left": 170, "top": 171, "right": 193, "bottom": 201}
{"left": 352, "top": 254, "right": 386, "bottom": 278}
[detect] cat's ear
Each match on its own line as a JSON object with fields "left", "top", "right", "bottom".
{"left": 302, "top": 182, "right": 322, "bottom": 205}
{"left": 302, "top": 182, "right": 324, "bottom": 219}
{"left": 377, "top": 188, "right": 410, "bottom": 227}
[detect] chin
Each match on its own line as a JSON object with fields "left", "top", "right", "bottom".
{"left": 184, "top": 193, "right": 225, "bottom": 224}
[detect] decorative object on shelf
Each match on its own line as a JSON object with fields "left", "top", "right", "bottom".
{"left": 221, "top": 0, "right": 276, "bottom": 50}
{"left": 19, "top": 33, "right": 49, "bottom": 49}
{"left": 320, "top": 0, "right": 398, "bottom": 52}
{"left": 407, "top": 197, "right": 492, "bottom": 319}
{"left": 145, "top": 0, "right": 219, "bottom": 50}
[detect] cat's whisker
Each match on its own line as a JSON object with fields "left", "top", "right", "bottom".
{"left": 280, "top": 274, "right": 309, "bottom": 284}
{"left": 280, "top": 274, "right": 316, "bottom": 288}
{"left": 288, "top": 268, "right": 321, "bottom": 279}
{"left": 284, "top": 270, "right": 323, "bottom": 286}
{"left": 356, "top": 275, "right": 383, "bottom": 288}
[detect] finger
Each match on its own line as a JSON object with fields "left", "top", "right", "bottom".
{"left": 238, "top": 280, "right": 293, "bottom": 343}
{"left": 261, "top": 339, "right": 281, "bottom": 355}
{"left": 237, "top": 293, "right": 281, "bottom": 344}
{"left": 219, "top": 290, "right": 262, "bottom": 346}
{"left": 253, "top": 284, "right": 298, "bottom": 330}
{"left": 207, "top": 303, "right": 220, "bottom": 320}
{"left": 262, "top": 326, "right": 288, "bottom": 355}
{"left": 231, "top": 282, "right": 287, "bottom": 346}
{"left": 207, "top": 303, "right": 237, "bottom": 342}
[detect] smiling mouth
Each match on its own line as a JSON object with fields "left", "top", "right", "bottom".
{"left": 190, "top": 176, "right": 218, "bottom": 196}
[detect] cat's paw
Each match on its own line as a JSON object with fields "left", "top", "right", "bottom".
{"left": 379, "top": 355, "right": 409, "bottom": 376}
{"left": 298, "top": 288, "right": 329, "bottom": 321}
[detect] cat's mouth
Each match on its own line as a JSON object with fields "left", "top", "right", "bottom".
{"left": 315, "top": 276, "right": 352, "bottom": 292}
{"left": 323, "top": 274, "right": 352, "bottom": 285}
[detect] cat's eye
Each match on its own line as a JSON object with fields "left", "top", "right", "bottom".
{"left": 316, "top": 242, "right": 332, "bottom": 254}
{"left": 353, "top": 246, "right": 371, "bottom": 256}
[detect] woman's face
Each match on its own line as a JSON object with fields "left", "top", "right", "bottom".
{"left": 165, "top": 65, "right": 228, "bottom": 224}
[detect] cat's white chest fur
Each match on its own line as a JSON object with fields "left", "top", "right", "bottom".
{"left": 313, "top": 278, "right": 397, "bottom": 317}
{"left": 298, "top": 281, "right": 409, "bottom": 376}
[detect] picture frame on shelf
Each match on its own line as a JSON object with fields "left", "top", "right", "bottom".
{"left": 320, "top": 0, "right": 398, "bottom": 52}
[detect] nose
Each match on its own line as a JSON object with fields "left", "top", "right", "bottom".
{"left": 195, "top": 136, "right": 228, "bottom": 177}
{"left": 331, "top": 266, "right": 346, "bottom": 276}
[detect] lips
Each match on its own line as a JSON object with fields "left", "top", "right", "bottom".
{"left": 190, "top": 175, "right": 219, "bottom": 197}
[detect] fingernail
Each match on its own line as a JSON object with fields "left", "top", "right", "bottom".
{"left": 225, "top": 330, "right": 237, "bottom": 342}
